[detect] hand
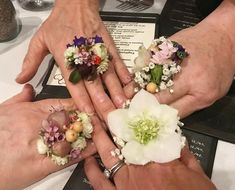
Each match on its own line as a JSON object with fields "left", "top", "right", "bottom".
{"left": 125, "top": 1, "right": 235, "bottom": 118}
{"left": 155, "top": 23, "right": 235, "bottom": 118}
{"left": 0, "top": 84, "right": 96, "bottom": 190}
{"left": 84, "top": 117, "right": 216, "bottom": 190}
{"left": 16, "top": 0, "right": 131, "bottom": 121}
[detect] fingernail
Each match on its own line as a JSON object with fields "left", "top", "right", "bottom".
{"left": 15, "top": 72, "right": 22, "bottom": 80}
{"left": 85, "top": 106, "right": 95, "bottom": 115}
{"left": 114, "top": 95, "right": 126, "bottom": 108}
{"left": 126, "top": 74, "right": 133, "bottom": 83}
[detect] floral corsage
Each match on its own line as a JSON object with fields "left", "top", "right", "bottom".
{"left": 64, "top": 35, "right": 110, "bottom": 84}
{"left": 108, "top": 89, "right": 186, "bottom": 165}
{"left": 133, "top": 36, "right": 188, "bottom": 94}
{"left": 37, "top": 110, "right": 93, "bottom": 165}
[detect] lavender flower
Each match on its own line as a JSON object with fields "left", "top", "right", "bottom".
{"left": 69, "top": 148, "right": 81, "bottom": 159}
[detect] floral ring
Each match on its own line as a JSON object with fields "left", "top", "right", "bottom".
{"left": 37, "top": 109, "right": 93, "bottom": 166}
{"left": 103, "top": 160, "right": 126, "bottom": 180}
{"left": 133, "top": 36, "right": 188, "bottom": 94}
{"left": 64, "top": 35, "right": 110, "bottom": 84}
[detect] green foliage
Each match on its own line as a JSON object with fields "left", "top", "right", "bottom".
{"left": 69, "top": 69, "right": 81, "bottom": 84}
{"left": 150, "top": 65, "right": 163, "bottom": 85}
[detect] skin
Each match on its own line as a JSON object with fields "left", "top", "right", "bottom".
{"left": 125, "top": 0, "right": 235, "bottom": 118}
{"left": 17, "top": 0, "right": 235, "bottom": 120}
{"left": 0, "top": 84, "right": 96, "bottom": 190}
{"left": 16, "top": 0, "right": 132, "bottom": 122}
{"left": 84, "top": 117, "right": 217, "bottom": 190}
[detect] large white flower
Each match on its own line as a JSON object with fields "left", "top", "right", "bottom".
{"left": 107, "top": 89, "right": 185, "bottom": 165}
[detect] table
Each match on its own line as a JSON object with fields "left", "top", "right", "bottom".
{"left": 0, "top": 1, "right": 235, "bottom": 190}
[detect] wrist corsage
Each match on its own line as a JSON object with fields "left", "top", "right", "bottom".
{"left": 37, "top": 109, "right": 93, "bottom": 166}
{"left": 64, "top": 35, "right": 110, "bottom": 84}
{"left": 133, "top": 36, "right": 188, "bottom": 94}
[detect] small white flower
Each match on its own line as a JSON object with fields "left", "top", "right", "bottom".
{"left": 115, "top": 148, "right": 121, "bottom": 155}
{"left": 166, "top": 80, "right": 174, "bottom": 87}
{"left": 170, "top": 66, "right": 178, "bottom": 74}
{"left": 74, "top": 58, "right": 82, "bottom": 65}
{"left": 71, "top": 136, "right": 87, "bottom": 150}
{"left": 149, "top": 62, "right": 155, "bottom": 69}
{"left": 142, "top": 67, "right": 150, "bottom": 72}
{"left": 176, "top": 65, "right": 181, "bottom": 72}
{"left": 161, "top": 75, "right": 168, "bottom": 81}
{"left": 170, "top": 61, "right": 176, "bottom": 67}
{"left": 159, "top": 82, "right": 167, "bottom": 90}
{"left": 118, "top": 155, "right": 124, "bottom": 160}
{"left": 107, "top": 89, "right": 185, "bottom": 165}
{"left": 135, "top": 71, "right": 141, "bottom": 78}
{"left": 111, "top": 150, "right": 116, "bottom": 157}
{"left": 163, "top": 68, "right": 170, "bottom": 75}
{"left": 162, "top": 63, "right": 169, "bottom": 70}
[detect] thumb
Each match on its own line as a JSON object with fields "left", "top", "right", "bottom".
{"left": 1, "top": 84, "right": 35, "bottom": 105}
{"left": 180, "top": 146, "right": 205, "bottom": 175}
{"left": 16, "top": 29, "right": 48, "bottom": 84}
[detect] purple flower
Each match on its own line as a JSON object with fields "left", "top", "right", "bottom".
{"left": 94, "top": 35, "right": 103, "bottom": 43}
{"left": 73, "top": 36, "right": 86, "bottom": 47}
{"left": 69, "top": 148, "right": 81, "bottom": 159}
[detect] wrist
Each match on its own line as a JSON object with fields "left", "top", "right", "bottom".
{"left": 201, "top": 0, "right": 235, "bottom": 71}
{"left": 55, "top": 0, "right": 99, "bottom": 11}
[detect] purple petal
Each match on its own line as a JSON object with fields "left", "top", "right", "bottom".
{"left": 73, "top": 36, "right": 86, "bottom": 47}
{"left": 70, "top": 149, "right": 81, "bottom": 159}
{"left": 94, "top": 35, "right": 103, "bottom": 43}
{"left": 57, "top": 134, "right": 65, "bottom": 142}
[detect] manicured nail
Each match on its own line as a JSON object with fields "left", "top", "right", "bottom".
{"left": 85, "top": 106, "right": 95, "bottom": 115}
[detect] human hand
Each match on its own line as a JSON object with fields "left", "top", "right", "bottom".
{"left": 0, "top": 84, "right": 96, "bottom": 190}
{"left": 125, "top": 18, "right": 235, "bottom": 118}
{"left": 16, "top": 0, "right": 131, "bottom": 121}
{"left": 84, "top": 117, "right": 216, "bottom": 190}
{"left": 154, "top": 22, "right": 235, "bottom": 118}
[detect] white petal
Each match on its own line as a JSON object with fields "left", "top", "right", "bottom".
{"left": 129, "top": 89, "right": 159, "bottom": 116}
{"left": 108, "top": 109, "right": 134, "bottom": 141}
{"left": 37, "top": 138, "right": 48, "bottom": 155}
{"left": 144, "top": 133, "right": 182, "bottom": 163}
{"left": 122, "top": 141, "right": 149, "bottom": 165}
{"left": 151, "top": 105, "right": 179, "bottom": 133}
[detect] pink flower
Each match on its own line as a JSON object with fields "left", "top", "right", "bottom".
{"left": 159, "top": 41, "right": 178, "bottom": 57}
{"left": 151, "top": 51, "right": 169, "bottom": 65}
{"left": 43, "top": 123, "right": 64, "bottom": 146}
{"left": 151, "top": 41, "right": 178, "bottom": 65}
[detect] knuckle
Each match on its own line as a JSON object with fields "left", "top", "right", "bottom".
{"left": 195, "top": 91, "right": 218, "bottom": 108}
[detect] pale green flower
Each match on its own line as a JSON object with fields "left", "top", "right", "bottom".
{"left": 107, "top": 89, "right": 185, "bottom": 165}
{"left": 91, "top": 43, "right": 108, "bottom": 60}
{"left": 71, "top": 136, "right": 87, "bottom": 150}
{"left": 134, "top": 45, "right": 151, "bottom": 71}
{"left": 78, "top": 112, "right": 93, "bottom": 138}
{"left": 51, "top": 154, "right": 68, "bottom": 166}
{"left": 37, "top": 137, "right": 49, "bottom": 155}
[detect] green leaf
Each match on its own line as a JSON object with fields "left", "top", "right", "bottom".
{"left": 150, "top": 65, "right": 163, "bottom": 85}
{"left": 69, "top": 69, "right": 81, "bottom": 84}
